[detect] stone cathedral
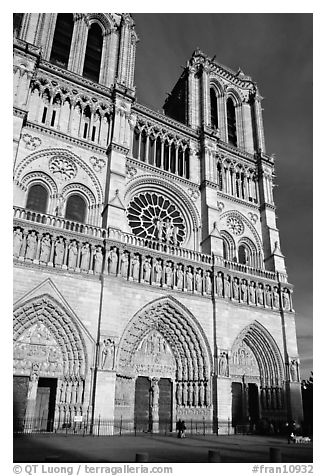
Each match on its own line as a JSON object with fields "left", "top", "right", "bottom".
{"left": 13, "top": 13, "right": 303, "bottom": 434}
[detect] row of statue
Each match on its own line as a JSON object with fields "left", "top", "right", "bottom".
{"left": 175, "top": 381, "right": 210, "bottom": 407}
{"left": 13, "top": 228, "right": 292, "bottom": 310}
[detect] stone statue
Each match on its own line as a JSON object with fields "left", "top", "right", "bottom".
{"left": 241, "top": 280, "right": 248, "bottom": 302}
{"left": 108, "top": 246, "right": 118, "bottom": 274}
{"left": 257, "top": 284, "right": 264, "bottom": 305}
{"left": 13, "top": 229, "right": 23, "bottom": 258}
{"left": 266, "top": 286, "right": 272, "bottom": 307}
{"left": 155, "top": 259, "right": 162, "bottom": 284}
{"left": 290, "top": 360, "right": 297, "bottom": 382}
{"left": 120, "top": 252, "right": 129, "bottom": 278}
{"left": 94, "top": 247, "right": 103, "bottom": 274}
{"left": 224, "top": 276, "right": 231, "bottom": 298}
{"left": 131, "top": 255, "right": 140, "bottom": 280}
{"left": 143, "top": 258, "right": 151, "bottom": 282}
{"left": 188, "top": 382, "right": 194, "bottom": 407}
{"left": 205, "top": 271, "right": 212, "bottom": 294}
{"left": 39, "top": 234, "right": 51, "bottom": 263}
{"left": 151, "top": 379, "right": 160, "bottom": 408}
{"left": 249, "top": 281, "right": 256, "bottom": 304}
{"left": 177, "top": 382, "right": 183, "bottom": 405}
{"left": 199, "top": 382, "right": 205, "bottom": 406}
{"left": 68, "top": 240, "right": 78, "bottom": 268}
{"left": 219, "top": 352, "right": 228, "bottom": 377}
{"left": 176, "top": 265, "right": 184, "bottom": 289}
{"left": 273, "top": 287, "right": 279, "bottom": 308}
{"left": 54, "top": 236, "right": 65, "bottom": 266}
{"left": 193, "top": 382, "right": 198, "bottom": 406}
{"left": 172, "top": 225, "right": 179, "bottom": 246}
{"left": 156, "top": 218, "right": 164, "bottom": 241}
{"left": 282, "top": 289, "right": 291, "bottom": 311}
{"left": 80, "top": 243, "right": 90, "bottom": 271}
{"left": 195, "top": 270, "right": 202, "bottom": 292}
{"left": 25, "top": 230, "right": 37, "bottom": 260}
{"left": 182, "top": 381, "right": 188, "bottom": 406}
{"left": 233, "top": 278, "right": 239, "bottom": 300}
{"left": 216, "top": 272, "right": 223, "bottom": 297}
{"left": 55, "top": 194, "right": 65, "bottom": 217}
{"left": 186, "top": 267, "right": 193, "bottom": 291}
{"left": 101, "top": 338, "right": 114, "bottom": 370}
{"left": 165, "top": 219, "right": 174, "bottom": 243}
{"left": 165, "top": 262, "right": 173, "bottom": 287}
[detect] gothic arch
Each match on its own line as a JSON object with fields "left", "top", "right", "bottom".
{"left": 219, "top": 209, "right": 263, "bottom": 257}
{"left": 220, "top": 229, "right": 236, "bottom": 260}
{"left": 14, "top": 148, "right": 104, "bottom": 204}
{"left": 19, "top": 171, "right": 58, "bottom": 197}
{"left": 86, "top": 13, "right": 117, "bottom": 34}
{"left": 225, "top": 86, "right": 244, "bottom": 106}
{"left": 13, "top": 294, "right": 89, "bottom": 379}
{"left": 61, "top": 182, "right": 96, "bottom": 206}
{"left": 230, "top": 321, "right": 285, "bottom": 386}
{"left": 117, "top": 295, "right": 213, "bottom": 382}
{"left": 125, "top": 175, "right": 201, "bottom": 249}
{"left": 209, "top": 78, "right": 224, "bottom": 97}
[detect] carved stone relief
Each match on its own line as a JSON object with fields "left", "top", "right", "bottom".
{"left": 132, "top": 330, "right": 176, "bottom": 378}
{"left": 14, "top": 322, "right": 64, "bottom": 376}
{"left": 49, "top": 156, "right": 77, "bottom": 181}
{"left": 230, "top": 341, "right": 259, "bottom": 377}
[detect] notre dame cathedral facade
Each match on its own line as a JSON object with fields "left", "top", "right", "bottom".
{"left": 13, "top": 13, "right": 303, "bottom": 434}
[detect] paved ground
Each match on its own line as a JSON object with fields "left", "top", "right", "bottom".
{"left": 13, "top": 433, "right": 313, "bottom": 463}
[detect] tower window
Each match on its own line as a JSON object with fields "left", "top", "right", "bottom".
{"left": 41, "top": 107, "right": 47, "bottom": 124}
{"left": 83, "top": 123, "right": 88, "bottom": 139}
{"left": 50, "top": 13, "right": 74, "bottom": 69}
{"left": 50, "top": 111, "right": 56, "bottom": 127}
{"left": 83, "top": 23, "right": 103, "bottom": 83}
{"left": 210, "top": 88, "right": 218, "bottom": 129}
{"left": 65, "top": 194, "right": 87, "bottom": 223}
{"left": 13, "top": 13, "right": 24, "bottom": 37}
{"left": 238, "top": 244, "right": 249, "bottom": 265}
{"left": 227, "top": 98, "right": 237, "bottom": 147}
{"left": 26, "top": 184, "right": 48, "bottom": 214}
{"left": 133, "top": 129, "right": 140, "bottom": 159}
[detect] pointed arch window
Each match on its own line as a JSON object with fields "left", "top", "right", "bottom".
{"left": 65, "top": 194, "right": 87, "bottom": 223}
{"left": 13, "top": 13, "right": 24, "bottom": 37}
{"left": 210, "top": 88, "right": 218, "bottom": 129}
{"left": 83, "top": 23, "right": 103, "bottom": 83}
{"left": 50, "top": 13, "right": 74, "bottom": 68}
{"left": 26, "top": 184, "right": 48, "bottom": 214}
{"left": 227, "top": 97, "right": 237, "bottom": 147}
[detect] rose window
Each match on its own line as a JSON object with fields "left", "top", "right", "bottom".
{"left": 226, "top": 215, "right": 244, "bottom": 235}
{"left": 127, "top": 192, "right": 186, "bottom": 245}
{"left": 49, "top": 156, "right": 77, "bottom": 180}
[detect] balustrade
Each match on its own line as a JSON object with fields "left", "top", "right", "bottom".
{"left": 13, "top": 217, "right": 293, "bottom": 313}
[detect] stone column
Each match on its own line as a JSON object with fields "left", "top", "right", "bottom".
{"left": 150, "top": 378, "right": 160, "bottom": 433}
{"left": 25, "top": 374, "right": 39, "bottom": 426}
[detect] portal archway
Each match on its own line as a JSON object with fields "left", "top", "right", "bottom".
{"left": 230, "top": 321, "right": 286, "bottom": 430}
{"left": 13, "top": 294, "right": 88, "bottom": 430}
{"left": 115, "top": 296, "right": 213, "bottom": 430}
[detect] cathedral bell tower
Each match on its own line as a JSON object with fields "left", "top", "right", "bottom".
{"left": 163, "top": 48, "right": 287, "bottom": 275}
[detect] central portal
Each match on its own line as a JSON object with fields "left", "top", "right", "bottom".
{"left": 134, "top": 376, "right": 172, "bottom": 433}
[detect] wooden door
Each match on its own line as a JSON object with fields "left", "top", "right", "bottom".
{"left": 134, "top": 377, "right": 151, "bottom": 432}
{"left": 158, "top": 378, "right": 172, "bottom": 432}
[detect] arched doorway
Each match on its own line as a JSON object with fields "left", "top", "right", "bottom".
{"left": 230, "top": 322, "right": 286, "bottom": 433}
{"left": 13, "top": 295, "right": 88, "bottom": 432}
{"left": 115, "top": 296, "right": 213, "bottom": 432}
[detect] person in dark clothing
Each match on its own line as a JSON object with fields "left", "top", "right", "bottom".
{"left": 181, "top": 420, "right": 186, "bottom": 438}
{"left": 176, "top": 419, "right": 182, "bottom": 438}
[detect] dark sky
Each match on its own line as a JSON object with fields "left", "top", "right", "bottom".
{"left": 132, "top": 13, "right": 313, "bottom": 378}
